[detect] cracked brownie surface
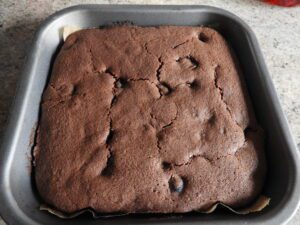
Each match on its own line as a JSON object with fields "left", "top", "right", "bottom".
{"left": 34, "top": 26, "right": 266, "bottom": 213}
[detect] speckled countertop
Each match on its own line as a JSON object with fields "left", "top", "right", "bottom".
{"left": 0, "top": 0, "right": 299, "bottom": 224}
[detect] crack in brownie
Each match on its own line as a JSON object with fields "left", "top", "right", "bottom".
{"left": 34, "top": 26, "right": 266, "bottom": 213}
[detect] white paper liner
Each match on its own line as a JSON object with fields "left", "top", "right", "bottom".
{"left": 40, "top": 195, "right": 270, "bottom": 218}
{"left": 62, "top": 26, "right": 82, "bottom": 41}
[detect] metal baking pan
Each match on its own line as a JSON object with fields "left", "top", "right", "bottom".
{"left": 0, "top": 5, "right": 299, "bottom": 225}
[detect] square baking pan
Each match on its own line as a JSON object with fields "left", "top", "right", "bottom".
{"left": 0, "top": 4, "right": 299, "bottom": 225}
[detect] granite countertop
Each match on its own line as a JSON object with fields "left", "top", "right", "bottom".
{"left": 0, "top": 0, "right": 299, "bottom": 224}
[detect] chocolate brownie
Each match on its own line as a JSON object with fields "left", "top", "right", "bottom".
{"left": 34, "top": 26, "right": 266, "bottom": 213}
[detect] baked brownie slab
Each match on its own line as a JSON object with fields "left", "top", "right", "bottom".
{"left": 34, "top": 26, "right": 266, "bottom": 213}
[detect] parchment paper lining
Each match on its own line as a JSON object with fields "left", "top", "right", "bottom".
{"left": 40, "top": 195, "right": 270, "bottom": 218}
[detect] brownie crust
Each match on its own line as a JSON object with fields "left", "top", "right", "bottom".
{"left": 34, "top": 26, "right": 266, "bottom": 213}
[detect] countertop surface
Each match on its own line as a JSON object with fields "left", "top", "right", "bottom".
{"left": 0, "top": 0, "right": 299, "bottom": 224}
